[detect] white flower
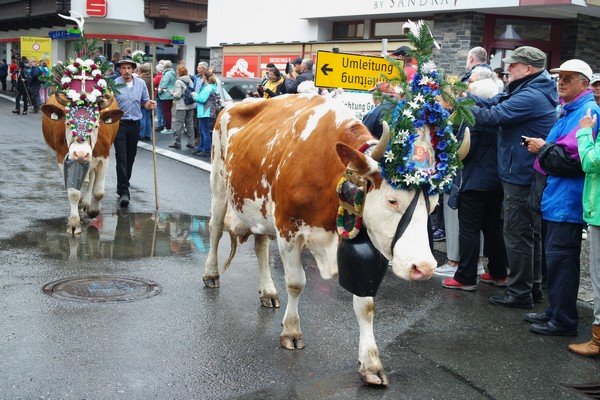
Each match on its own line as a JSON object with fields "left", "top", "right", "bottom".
{"left": 61, "top": 76, "right": 72, "bottom": 84}
{"left": 83, "top": 59, "right": 95, "bottom": 67}
{"left": 408, "top": 100, "right": 420, "bottom": 109}
{"left": 75, "top": 58, "right": 85, "bottom": 66}
{"left": 96, "top": 79, "right": 107, "bottom": 88}
{"left": 421, "top": 61, "right": 437, "bottom": 74}
{"left": 67, "top": 64, "right": 78, "bottom": 73}
{"left": 418, "top": 76, "right": 431, "bottom": 86}
{"left": 384, "top": 150, "right": 395, "bottom": 163}
{"left": 87, "top": 93, "right": 97, "bottom": 103}
{"left": 414, "top": 93, "right": 425, "bottom": 103}
{"left": 402, "top": 109, "right": 415, "bottom": 120}
{"left": 67, "top": 89, "right": 79, "bottom": 102}
{"left": 92, "top": 69, "right": 102, "bottom": 77}
{"left": 398, "top": 129, "right": 410, "bottom": 138}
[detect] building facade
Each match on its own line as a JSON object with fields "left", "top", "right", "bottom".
{"left": 0, "top": 0, "right": 209, "bottom": 68}
{"left": 207, "top": 0, "right": 600, "bottom": 81}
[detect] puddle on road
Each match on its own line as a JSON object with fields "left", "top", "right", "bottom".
{"left": 0, "top": 212, "right": 211, "bottom": 261}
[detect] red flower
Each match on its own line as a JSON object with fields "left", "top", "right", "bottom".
{"left": 64, "top": 70, "right": 72, "bottom": 76}
{"left": 90, "top": 64, "right": 97, "bottom": 71}
{"left": 80, "top": 93, "right": 87, "bottom": 100}
{"left": 62, "top": 83, "right": 69, "bottom": 89}
{"left": 73, "top": 62, "right": 80, "bottom": 68}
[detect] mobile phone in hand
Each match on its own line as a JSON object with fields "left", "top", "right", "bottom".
{"left": 520, "top": 135, "right": 528, "bottom": 146}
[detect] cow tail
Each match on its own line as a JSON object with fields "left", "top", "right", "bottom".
{"left": 222, "top": 230, "right": 238, "bottom": 272}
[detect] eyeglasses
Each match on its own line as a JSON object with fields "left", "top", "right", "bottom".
{"left": 557, "top": 75, "right": 585, "bottom": 84}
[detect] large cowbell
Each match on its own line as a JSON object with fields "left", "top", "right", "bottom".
{"left": 64, "top": 156, "right": 90, "bottom": 190}
{"left": 338, "top": 226, "right": 389, "bottom": 297}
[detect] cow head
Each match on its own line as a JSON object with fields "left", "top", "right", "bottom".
{"left": 336, "top": 124, "right": 437, "bottom": 281}
{"left": 41, "top": 93, "right": 123, "bottom": 164}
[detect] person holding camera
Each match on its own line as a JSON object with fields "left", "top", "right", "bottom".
{"left": 284, "top": 58, "right": 314, "bottom": 94}
{"left": 257, "top": 67, "right": 284, "bottom": 99}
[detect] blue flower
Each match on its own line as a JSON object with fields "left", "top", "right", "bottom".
{"left": 421, "top": 86, "right": 432, "bottom": 95}
{"left": 436, "top": 140, "right": 448, "bottom": 151}
{"left": 437, "top": 162, "right": 448, "bottom": 171}
{"left": 438, "top": 152, "right": 449, "bottom": 161}
{"left": 427, "top": 113, "right": 438, "bottom": 124}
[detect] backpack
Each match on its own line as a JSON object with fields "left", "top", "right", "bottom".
{"left": 204, "top": 89, "right": 220, "bottom": 119}
{"left": 178, "top": 78, "right": 195, "bottom": 105}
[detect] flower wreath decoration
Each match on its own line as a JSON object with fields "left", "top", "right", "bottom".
{"left": 376, "top": 20, "right": 474, "bottom": 195}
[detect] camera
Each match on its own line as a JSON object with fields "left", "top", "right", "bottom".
{"left": 285, "top": 63, "right": 293, "bottom": 75}
{"left": 520, "top": 135, "right": 528, "bottom": 146}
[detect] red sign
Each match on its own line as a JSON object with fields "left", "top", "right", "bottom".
{"left": 223, "top": 56, "right": 259, "bottom": 78}
{"left": 87, "top": 0, "right": 107, "bottom": 17}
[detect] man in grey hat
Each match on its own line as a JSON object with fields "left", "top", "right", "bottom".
{"left": 113, "top": 55, "right": 157, "bottom": 207}
{"left": 463, "top": 46, "right": 559, "bottom": 309}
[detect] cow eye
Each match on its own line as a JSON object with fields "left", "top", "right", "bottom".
{"left": 387, "top": 197, "right": 398, "bottom": 208}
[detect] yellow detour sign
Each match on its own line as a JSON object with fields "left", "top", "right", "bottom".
{"left": 315, "top": 50, "right": 402, "bottom": 91}
{"left": 21, "top": 36, "right": 52, "bottom": 65}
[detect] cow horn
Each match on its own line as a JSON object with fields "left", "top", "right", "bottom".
{"left": 458, "top": 127, "right": 471, "bottom": 161}
{"left": 55, "top": 92, "right": 70, "bottom": 106}
{"left": 370, "top": 120, "right": 390, "bottom": 162}
{"left": 98, "top": 93, "right": 114, "bottom": 109}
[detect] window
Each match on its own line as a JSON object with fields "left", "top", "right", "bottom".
{"left": 372, "top": 19, "right": 433, "bottom": 39}
{"left": 333, "top": 21, "right": 364, "bottom": 40}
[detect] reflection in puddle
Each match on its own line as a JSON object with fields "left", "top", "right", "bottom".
{"left": 2, "top": 212, "right": 210, "bottom": 261}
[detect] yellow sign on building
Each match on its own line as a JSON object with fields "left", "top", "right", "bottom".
{"left": 20, "top": 36, "right": 52, "bottom": 65}
{"left": 315, "top": 50, "right": 402, "bottom": 91}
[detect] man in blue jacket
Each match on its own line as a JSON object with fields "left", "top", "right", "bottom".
{"left": 522, "top": 59, "right": 600, "bottom": 336}
{"left": 466, "top": 46, "right": 559, "bottom": 309}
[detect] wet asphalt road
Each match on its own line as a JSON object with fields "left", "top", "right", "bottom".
{"left": 0, "top": 95, "right": 598, "bottom": 400}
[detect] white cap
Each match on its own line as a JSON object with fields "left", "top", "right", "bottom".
{"left": 591, "top": 74, "right": 600, "bottom": 85}
{"left": 549, "top": 59, "right": 593, "bottom": 82}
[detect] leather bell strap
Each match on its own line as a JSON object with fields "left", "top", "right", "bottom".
{"left": 390, "top": 188, "right": 428, "bottom": 256}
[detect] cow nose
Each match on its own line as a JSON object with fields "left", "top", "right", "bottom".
{"left": 410, "top": 260, "right": 436, "bottom": 281}
{"left": 72, "top": 151, "right": 90, "bottom": 162}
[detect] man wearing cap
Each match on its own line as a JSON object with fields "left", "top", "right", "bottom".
{"left": 522, "top": 59, "right": 600, "bottom": 336}
{"left": 113, "top": 55, "right": 157, "bottom": 208}
{"left": 591, "top": 74, "right": 600, "bottom": 106}
{"left": 463, "top": 46, "right": 558, "bottom": 309}
{"left": 391, "top": 46, "right": 417, "bottom": 81}
{"left": 362, "top": 82, "right": 398, "bottom": 139}
{"left": 285, "top": 57, "right": 303, "bottom": 82}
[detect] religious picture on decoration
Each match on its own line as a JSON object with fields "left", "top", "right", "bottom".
{"left": 411, "top": 125, "right": 435, "bottom": 169}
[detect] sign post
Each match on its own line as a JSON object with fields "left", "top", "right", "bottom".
{"left": 315, "top": 50, "right": 402, "bottom": 91}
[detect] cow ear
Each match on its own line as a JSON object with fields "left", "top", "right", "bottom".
{"left": 100, "top": 109, "right": 124, "bottom": 124}
{"left": 40, "top": 104, "right": 65, "bottom": 120}
{"left": 336, "top": 143, "right": 374, "bottom": 177}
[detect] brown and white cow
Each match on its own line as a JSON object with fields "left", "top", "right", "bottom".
{"left": 204, "top": 94, "right": 437, "bottom": 386}
{"left": 41, "top": 93, "right": 123, "bottom": 234}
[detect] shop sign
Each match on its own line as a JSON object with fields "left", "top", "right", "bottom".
{"left": 48, "top": 30, "right": 81, "bottom": 40}
{"left": 223, "top": 55, "right": 259, "bottom": 78}
{"left": 315, "top": 50, "right": 399, "bottom": 91}
{"left": 87, "top": 0, "right": 108, "bottom": 17}
{"left": 172, "top": 36, "right": 185, "bottom": 45}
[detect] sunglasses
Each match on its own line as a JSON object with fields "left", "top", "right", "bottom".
{"left": 557, "top": 75, "right": 584, "bottom": 84}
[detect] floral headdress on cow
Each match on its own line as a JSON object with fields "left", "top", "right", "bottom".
{"left": 41, "top": 11, "right": 123, "bottom": 144}
{"left": 377, "top": 20, "right": 474, "bottom": 195}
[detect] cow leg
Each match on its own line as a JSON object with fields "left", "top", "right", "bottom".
{"left": 80, "top": 168, "right": 95, "bottom": 217}
{"left": 88, "top": 160, "right": 107, "bottom": 219}
{"left": 203, "top": 200, "right": 227, "bottom": 288}
{"left": 278, "top": 237, "right": 305, "bottom": 350}
{"left": 254, "top": 234, "right": 279, "bottom": 308}
{"left": 66, "top": 187, "right": 82, "bottom": 235}
{"left": 353, "top": 295, "right": 389, "bottom": 386}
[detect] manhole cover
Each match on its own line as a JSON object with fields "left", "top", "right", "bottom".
{"left": 42, "top": 275, "right": 161, "bottom": 303}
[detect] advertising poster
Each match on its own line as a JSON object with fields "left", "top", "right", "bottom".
{"left": 21, "top": 36, "right": 52, "bottom": 65}
{"left": 223, "top": 55, "right": 259, "bottom": 78}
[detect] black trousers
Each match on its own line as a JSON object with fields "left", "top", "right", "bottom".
{"left": 113, "top": 120, "right": 140, "bottom": 197}
{"left": 455, "top": 190, "right": 507, "bottom": 285}
{"left": 15, "top": 87, "right": 28, "bottom": 111}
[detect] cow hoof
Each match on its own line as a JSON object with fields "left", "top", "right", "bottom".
{"left": 86, "top": 209, "right": 100, "bottom": 219}
{"left": 259, "top": 292, "right": 280, "bottom": 308}
{"left": 203, "top": 275, "right": 220, "bottom": 288}
{"left": 280, "top": 335, "right": 305, "bottom": 350}
{"left": 359, "top": 369, "right": 389, "bottom": 386}
{"left": 67, "top": 225, "right": 82, "bottom": 235}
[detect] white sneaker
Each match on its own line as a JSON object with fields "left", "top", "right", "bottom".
{"left": 582, "top": 228, "right": 588, "bottom": 240}
{"left": 434, "top": 263, "right": 458, "bottom": 277}
{"left": 477, "top": 261, "right": 485, "bottom": 276}
{"left": 161, "top": 129, "right": 173, "bottom": 135}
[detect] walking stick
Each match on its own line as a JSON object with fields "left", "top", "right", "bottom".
{"left": 150, "top": 62, "right": 159, "bottom": 211}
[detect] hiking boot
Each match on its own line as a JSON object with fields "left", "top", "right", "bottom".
{"left": 168, "top": 143, "right": 181, "bottom": 149}
{"left": 480, "top": 273, "right": 508, "bottom": 287}
{"left": 442, "top": 278, "right": 476, "bottom": 291}
{"left": 432, "top": 228, "right": 446, "bottom": 241}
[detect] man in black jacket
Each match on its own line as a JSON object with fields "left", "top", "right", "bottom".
{"left": 283, "top": 58, "right": 314, "bottom": 94}
{"left": 12, "top": 62, "right": 30, "bottom": 115}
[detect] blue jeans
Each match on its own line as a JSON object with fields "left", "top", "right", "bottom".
{"left": 140, "top": 108, "right": 152, "bottom": 139}
{"left": 199, "top": 117, "right": 213, "bottom": 152}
